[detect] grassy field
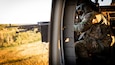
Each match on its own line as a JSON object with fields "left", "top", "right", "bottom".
{"left": 0, "top": 41, "right": 49, "bottom": 65}
{"left": 0, "top": 24, "right": 49, "bottom": 65}
{"left": 0, "top": 24, "right": 41, "bottom": 47}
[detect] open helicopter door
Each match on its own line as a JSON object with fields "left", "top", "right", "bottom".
{"left": 49, "top": 0, "right": 77, "bottom": 65}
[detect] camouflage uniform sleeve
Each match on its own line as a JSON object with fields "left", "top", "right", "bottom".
{"left": 74, "top": 12, "right": 95, "bottom": 32}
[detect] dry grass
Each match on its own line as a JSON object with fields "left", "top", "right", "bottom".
{"left": 0, "top": 41, "right": 49, "bottom": 65}
{"left": 0, "top": 24, "right": 41, "bottom": 47}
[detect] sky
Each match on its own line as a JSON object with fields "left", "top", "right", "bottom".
{"left": 0, "top": 0, "right": 112, "bottom": 24}
{"left": 0, "top": 0, "right": 52, "bottom": 24}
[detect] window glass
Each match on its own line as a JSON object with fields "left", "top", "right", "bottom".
{"left": 91, "top": 0, "right": 112, "bottom": 6}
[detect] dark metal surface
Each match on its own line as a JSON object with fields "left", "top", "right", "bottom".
{"left": 63, "top": 0, "right": 77, "bottom": 65}
{"left": 49, "top": 0, "right": 65, "bottom": 65}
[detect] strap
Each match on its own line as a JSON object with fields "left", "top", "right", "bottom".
{"left": 97, "top": 39, "right": 104, "bottom": 51}
{"left": 78, "top": 32, "right": 85, "bottom": 40}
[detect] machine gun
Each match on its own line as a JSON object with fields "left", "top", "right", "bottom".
{"left": 6, "top": 24, "right": 40, "bottom": 32}
{"left": 6, "top": 22, "right": 50, "bottom": 42}
{"left": 6, "top": 22, "right": 49, "bottom": 32}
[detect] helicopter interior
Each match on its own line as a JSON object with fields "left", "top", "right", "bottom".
{"left": 49, "top": 0, "right": 115, "bottom": 65}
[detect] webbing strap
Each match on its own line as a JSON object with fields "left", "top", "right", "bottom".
{"left": 97, "top": 40, "right": 104, "bottom": 51}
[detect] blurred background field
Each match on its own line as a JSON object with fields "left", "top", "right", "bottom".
{"left": 0, "top": 24, "right": 41, "bottom": 47}
{"left": 0, "top": 24, "right": 49, "bottom": 65}
{"left": 0, "top": 41, "right": 49, "bottom": 65}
